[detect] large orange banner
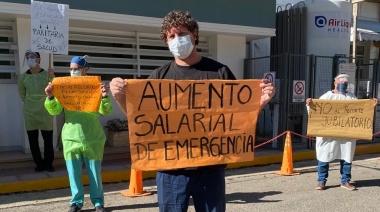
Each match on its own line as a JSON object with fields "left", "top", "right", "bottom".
{"left": 125, "top": 79, "right": 262, "bottom": 171}
{"left": 52, "top": 76, "right": 101, "bottom": 112}
{"left": 307, "top": 99, "right": 374, "bottom": 140}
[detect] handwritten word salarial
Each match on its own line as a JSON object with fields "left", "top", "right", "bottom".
{"left": 126, "top": 79, "right": 262, "bottom": 171}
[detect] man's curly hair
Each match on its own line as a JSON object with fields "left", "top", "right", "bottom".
{"left": 160, "top": 11, "right": 199, "bottom": 45}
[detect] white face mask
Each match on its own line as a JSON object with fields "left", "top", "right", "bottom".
{"left": 70, "top": 70, "right": 82, "bottom": 76}
{"left": 27, "top": 58, "right": 37, "bottom": 68}
{"left": 168, "top": 35, "right": 194, "bottom": 59}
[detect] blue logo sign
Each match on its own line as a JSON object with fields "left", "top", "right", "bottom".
{"left": 315, "top": 16, "right": 327, "bottom": 28}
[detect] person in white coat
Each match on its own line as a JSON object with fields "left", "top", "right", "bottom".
{"left": 306, "top": 73, "right": 377, "bottom": 191}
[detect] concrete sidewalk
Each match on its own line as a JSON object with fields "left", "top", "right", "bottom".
{"left": 1, "top": 142, "right": 380, "bottom": 194}
{"left": 1, "top": 153, "right": 380, "bottom": 212}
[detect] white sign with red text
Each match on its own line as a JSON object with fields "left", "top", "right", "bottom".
{"left": 293, "top": 80, "right": 305, "bottom": 102}
{"left": 263, "top": 72, "right": 276, "bottom": 85}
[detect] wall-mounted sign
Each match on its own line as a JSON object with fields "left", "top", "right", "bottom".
{"left": 308, "top": 11, "right": 351, "bottom": 39}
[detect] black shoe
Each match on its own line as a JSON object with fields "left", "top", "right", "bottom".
{"left": 69, "top": 203, "right": 81, "bottom": 212}
{"left": 34, "top": 166, "right": 44, "bottom": 172}
{"left": 95, "top": 205, "right": 107, "bottom": 212}
{"left": 45, "top": 165, "right": 55, "bottom": 172}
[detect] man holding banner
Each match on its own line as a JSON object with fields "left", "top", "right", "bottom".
{"left": 306, "top": 73, "right": 377, "bottom": 191}
{"left": 44, "top": 56, "right": 112, "bottom": 212}
{"left": 110, "top": 10, "right": 275, "bottom": 212}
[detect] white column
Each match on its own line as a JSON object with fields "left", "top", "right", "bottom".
{"left": 14, "top": 18, "right": 29, "bottom": 152}
{"left": 209, "top": 35, "right": 246, "bottom": 79}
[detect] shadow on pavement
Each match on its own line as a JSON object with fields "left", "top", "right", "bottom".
{"left": 354, "top": 179, "right": 380, "bottom": 188}
{"left": 226, "top": 191, "right": 282, "bottom": 204}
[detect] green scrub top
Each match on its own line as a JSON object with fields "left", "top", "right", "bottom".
{"left": 18, "top": 69, "right": 54, "bottom": 131}
{"left": 45, "top": 96, "right": 113, "bottom": 161}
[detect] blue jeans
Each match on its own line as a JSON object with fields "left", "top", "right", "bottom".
{"left": 156, "top": 167, "right": 225, "bottom": 212}
{"left": 317, "top": 160, "right": 352, "bottom": 184}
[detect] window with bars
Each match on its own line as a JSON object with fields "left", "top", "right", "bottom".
{"left": 0, "top": 21, "right": 16, "bottom": 83}
{"left": 53, "top": 28, "right": 210, "bottom": 81}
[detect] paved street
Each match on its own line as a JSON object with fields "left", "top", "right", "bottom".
{"left": 1, "top": 153, "right": 380, "bottom": 212}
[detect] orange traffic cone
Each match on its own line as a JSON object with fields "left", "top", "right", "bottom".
{"left": 275, "top": 131, "right": 300, "bottom": 176}
{"left": 121, "top": 169, "right": 152, "bottom": 197}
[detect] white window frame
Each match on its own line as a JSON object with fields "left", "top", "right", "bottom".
{"left": 0, "top": 20, "right": 17, "bottom": 84}
{"left": 53, "top": 27, "right": 210, "bottom": 80}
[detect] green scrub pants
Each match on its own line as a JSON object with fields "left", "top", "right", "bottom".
{"left": 66, "top": 158, "right": 104, "bottom": 208}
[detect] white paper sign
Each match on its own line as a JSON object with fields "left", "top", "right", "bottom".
{"left": 31, "top": 0, "right": 69, "bottom": 54}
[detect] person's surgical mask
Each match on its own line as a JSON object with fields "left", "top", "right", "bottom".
{"left": 27, "top": 58, "right": 37, "bottom": 68}
{"left": 337, "top": 82, "right": 348, "bottom": 93}
{"left": 168, "top": 35, "right": 194, "bottom": 59}
{"left": 69, "top": 68, "right": 82, "bottom": 76}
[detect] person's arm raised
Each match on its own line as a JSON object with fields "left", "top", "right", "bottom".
{"left": 109, "top": 77, "right": 128, "bottom": 116}
{"left": 259, "top": 79, "right": 276, "bottom": 111}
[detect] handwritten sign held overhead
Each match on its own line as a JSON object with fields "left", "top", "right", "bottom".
{"left": 30, "top": 0, "right": 69, "bottom": 54}
{"left": 52, "top": 76, "right": 101, "bottom": 112}
{"left": 125, "top": 79, "right": 262, "bottom": 171}
{"left": 307, "top": 99, "right": 374, "bottom": 140}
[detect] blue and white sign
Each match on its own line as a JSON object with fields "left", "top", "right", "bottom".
{"left": 308, "top": 11, "right": 351, "bottom": 39}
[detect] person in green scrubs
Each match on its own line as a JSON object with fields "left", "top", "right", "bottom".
{"left": 44, "top": 56, "right": 112, "bottom": 212}
{"left": 18, "top": 49, "right": 55, "bottom": 172}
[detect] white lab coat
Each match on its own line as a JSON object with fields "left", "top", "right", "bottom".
{"left": 314, "top": 91, "right": 357, "bottom": 163}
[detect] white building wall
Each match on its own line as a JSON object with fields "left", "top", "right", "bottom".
{"left": 0, "top": 18, "right": 26, "bottom": 151}
{"left": 209, "top": 35, "right": 246, "bottom": 79}
{"left": 16, "top": 18, "right": 31, "bottom": 75}
{"left": 0, "top": 84, "right": 24, "bottom": 151}
{"left": 359, "top": 2, "right": 379, "bottom": 21}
